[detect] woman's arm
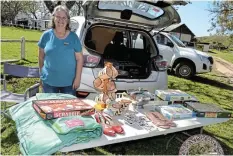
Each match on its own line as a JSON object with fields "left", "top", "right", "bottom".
{"left": 73, "top": 51, "right": 84, "bottom": 89}
{"left": 38, "top": 47, "right": 45, "bottom": 74}
{"left": 38, "top": 47, "right": 45, "bottom": 87}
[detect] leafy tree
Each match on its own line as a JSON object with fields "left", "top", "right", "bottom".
{"left": 24, "top": 1, "right": 41, "bottom": 19}
{"left": 209, "top": 0, "right": 233, "bottom": 34}
{"left": 208, "top": 1, "right": 233, "bottom": 48}
{"left": 70, "top": 1, "right": 83, "bottom": 17}
{"left": 43, "top": 0, "right": 76, "bottom": 13}
{"left": 1, "top": 1, "right": 26, "bottom": 24}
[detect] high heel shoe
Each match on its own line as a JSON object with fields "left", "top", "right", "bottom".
{"left": 101, "top": 112, "right": 125, "bottom": 134}
{"left": 152, "top": 112, "right": 176, "bottom": 127}
{"left": 146, "top": 112, "right": 170, "bottom": 129}
{"left": 95, "top": 112, "right": 116, "bottom": 137}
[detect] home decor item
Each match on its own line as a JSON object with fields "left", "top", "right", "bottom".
{"left": 127, "top": 88, "right": 155, "bottom": 109}
{"left": 33, "top": 98, "right": 95, "bottom": 120}
{"left": 184, "top": 102, "right": 232, "bottom": 118}
{"left": 179, "top": 134, "right": 224, "bottom": 155}
{"left": 155, "top": 104, "right": 196, "bottom": 120}
{"left": 93, "top": 62, "right": 132, "bottom": 116}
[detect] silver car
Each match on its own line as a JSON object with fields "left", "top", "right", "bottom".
{"left": 72, "top": 0, "right": 181, "bottom": 98}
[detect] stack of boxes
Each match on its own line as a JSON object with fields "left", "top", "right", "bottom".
{"left": 154, "top": 89, "right": 232, "bottom": 119}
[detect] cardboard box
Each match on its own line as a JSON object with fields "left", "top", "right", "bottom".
{"left": 184, "top": 102, "right": 232, "bottom": 118}
{"left": 155, "top": 104, "right": 196, "bottom": 119}
{"left": 33, "top": 98, "right": 95, "bottom": 120}
{"left": 155, "top": 90, "right": 197, "bottom": 103}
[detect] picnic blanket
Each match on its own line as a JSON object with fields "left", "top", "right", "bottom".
{"left": 9, "top": 93, "right": 102, "bottom": 155}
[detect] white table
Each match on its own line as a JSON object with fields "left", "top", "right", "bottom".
{"left": 60, "top": 99, "right": 230, "bottom": 153}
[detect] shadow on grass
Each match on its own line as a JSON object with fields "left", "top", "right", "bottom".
{"left": 69, "top": 134, "right": 181, "bottom": 155}
{"left": 190, "top": 75, "right": 233, "bottom": 91}
{"left": 18, "top": 59, "right": 38, "bottom": 64}
{"left": 208, "top": 50, "right": 217, "bottom": 54}
{"left": 204, "top": 130, "right": 233, "bottom": 155}
{"left": 1, "top": 127, "right": 18, "bottom": 148}
{"left": 208, "top": 74, "right": 233, "bottom": 79}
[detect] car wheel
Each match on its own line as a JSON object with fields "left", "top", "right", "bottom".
{"left": 175, "top": 62, "right": 194, "bottom": 78}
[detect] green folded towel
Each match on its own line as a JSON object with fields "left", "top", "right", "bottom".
{"left": 9, "top": 93, "right": 102, "bottom": 155}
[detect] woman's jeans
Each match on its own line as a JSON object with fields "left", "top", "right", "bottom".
{"left": 42, "top": 82, "right": 76, "bottom": 96}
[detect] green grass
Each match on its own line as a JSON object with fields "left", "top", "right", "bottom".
{"left": 209, "top": 49, "right": 233, "bottom": 64}
{"left": 1, "top": 26, "right": 42, "bottom": 65}
{"left": 1, "top": 26, "right": 42, "bottom": 40}
{"left": 1, "top": 26, "right": 233, "bottom": 155}
{"left": 197, "top": 35, "right": 232, "bottom": 47}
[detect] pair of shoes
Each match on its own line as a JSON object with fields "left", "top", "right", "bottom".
{"left": 146, "top": 112, "right": 176, "bottom": 129}
{"left": 95, "top": 112, "right": 124, "bottom": 137}
{"left": 102, "top": 112, "right": 124, "bottom": 134}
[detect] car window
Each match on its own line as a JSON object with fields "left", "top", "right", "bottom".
{"left": 156, "top": 34, "right": 173, "bottom": 46}
{"left": 131, "top": 32, "right": 144, "bottom": 49}
{"left": 98, "top": 1, "right": 164, "bottom": 19}
{"left": 122, "top": 31, "right": 129, "bottom": 47}
{"left": 168, "top": 34, "right": 186, "bottom": 47}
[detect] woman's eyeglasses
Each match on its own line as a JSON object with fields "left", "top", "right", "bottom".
{"left": 55, "top": 16, "right": 67, "bottom": 21}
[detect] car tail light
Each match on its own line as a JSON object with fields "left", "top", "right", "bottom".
{"left": 156, "top": 60, "right": 168, "bottom": 71}
{"left": 152, "top": 55, "right": 168, "bottom": 71}
{"left": 83, "top": 54, "right": 100, "bottom": 67}
{"left": 76, "top": 91, "right": 90, "bottom": 98}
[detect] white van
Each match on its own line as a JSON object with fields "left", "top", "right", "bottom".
{"left": 135, "top": 31, "right": 214, "bottom": 78}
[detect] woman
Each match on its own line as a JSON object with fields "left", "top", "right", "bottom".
{"left": 38, "top": 5, "right": 83, "bottom": 96}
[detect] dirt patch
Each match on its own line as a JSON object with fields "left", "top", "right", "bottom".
{"left": 213, "top": 57, "right": 233, "bottom": 84}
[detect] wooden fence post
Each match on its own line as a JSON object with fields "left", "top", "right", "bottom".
{"left": 21, "top": 36, "right": 25, "bottom": 59}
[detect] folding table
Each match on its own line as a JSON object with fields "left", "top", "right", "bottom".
{"left": 60, "top": 99, "right": 230, "bottom": 153}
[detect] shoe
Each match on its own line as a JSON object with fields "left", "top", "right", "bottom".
{"left": 146, "top": 112, "right": 170, "bottom": 129}
{"left": 152, "top": 112, "right": 176, "bottom": 127}
{"left": 95, "top": 112, "right": 116, "bottom": 137}
{"left": 102, "top": 112, "right": 125, "bottom": 134}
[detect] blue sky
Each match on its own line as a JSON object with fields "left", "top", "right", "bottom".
{"left": 177, "top": 1, "right": 214, "bottom": 37}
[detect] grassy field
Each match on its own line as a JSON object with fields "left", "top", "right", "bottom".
{"left": 1, "top": 27, "right": 233, "bottom": 155}
{"left": 197, "top": 35, "right": 232, "bottom": 48}
{"left": 208, "top": 49, "right": 233, "bottom": 64}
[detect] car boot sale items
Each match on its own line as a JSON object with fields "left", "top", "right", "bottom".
{"left": 93, "top": 62, "right": 132, "bottom": 116}
{"left": 93, "top": 62, "right": 133, "bottom": 136}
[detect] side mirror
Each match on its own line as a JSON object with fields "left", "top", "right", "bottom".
{"left": 167, "top": 42, "right": 174, "bottom": 48}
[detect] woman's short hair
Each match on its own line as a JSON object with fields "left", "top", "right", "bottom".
{"left": 50, "top": 5, "right": 71, "bottom": 30}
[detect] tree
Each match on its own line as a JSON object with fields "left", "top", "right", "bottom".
{"left": 208, "top": 1, "right": 233, "bottom": 34}
{"left": 43, "top": 0, "right": 76, "bottom": 13}
{"left": 70, "top": 1, "right": 83, "bottom": 16}
{"left": 208, "top": 1, "right": 233, "bottom": 48}
{"left": 1, "top": 1, "right": 26, "bottom": 24}
{"left": 24, "top": 1, "right": 41, "bottom": 19}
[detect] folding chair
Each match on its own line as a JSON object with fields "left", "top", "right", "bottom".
{"left": 1, "top": 63, "right": 40, "bottom": 119}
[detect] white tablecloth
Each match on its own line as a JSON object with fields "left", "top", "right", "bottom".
{"left": 60, "top": 99, "right": 229, "bottom": 152}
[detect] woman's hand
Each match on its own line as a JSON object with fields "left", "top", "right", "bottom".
{"left": 40, "top": 79, "right": 43, "bottom": 88}
{"left": 73, "top": 77, "right": 81, "bottom": 90}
